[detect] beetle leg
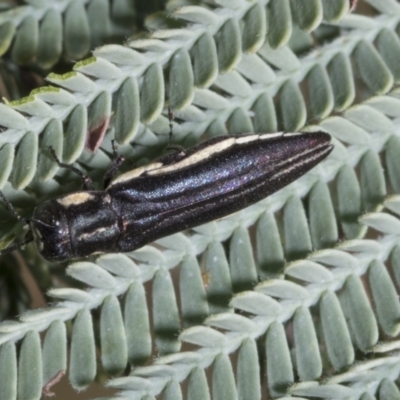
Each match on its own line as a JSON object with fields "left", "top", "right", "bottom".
{"left": 165, "top": 143, "right": 186, "bottom": 153}
{"left": 48, "top": 147, "right": 94, "bottom": 191}
{"left": 168, "top": 105, "right": 174, "bottom": 144}
{"left": 0, "top": 231, "right": 34, "bottom": 256}
{"left": 103, "top": 140, "right": 125, "bottom": 188}
{"left": 0, "top": 192, "right": 34, "bottom": 256}
{"left": 166, "top": 106, "right": 186, "bottom": 154}
{"left": 0, "top": 190, "right": 29, "bottom": 224}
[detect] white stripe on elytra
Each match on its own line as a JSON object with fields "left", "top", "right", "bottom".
{"left": 259, "top": 132, "right": 285, "bottom": 140}
{"left": 78, "top": 227, "right": 108, "bottom": 241}
{"left": 109, "top": 132, "right": 306, "bottom": 183}
{"left": 146, "top": 133, "right": 295, "bottom": 176}
{"left": 57, "top": 192, "right": 95, "bottom": 207}
{"left": 283, "top": 132, "right": 303, "bottom": 137}
{"left": 109, "top": 162, "right": 163, "bottom": 186}
{"left": 147, "top": 137, "right": 236, "bottom": 175}
{"left": 235, "top": 134, "right": 259, "bottom": 144}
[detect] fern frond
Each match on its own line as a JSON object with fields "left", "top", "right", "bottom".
{"left": 91, "top": 201, "right": 400, "bottom": 399}
{"left": 0, "top": 0, "right": 137, "bottom": 69}
{"left": 0, "top": 1, "right": 394, "bottom": 202}
{"left": 0, "top": 0, "right": 400, "bottom": 398}
{"left": 1, "top": 201, "right": 399, "bottom": 397}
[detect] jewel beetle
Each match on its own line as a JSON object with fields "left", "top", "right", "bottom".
{"left": 0, "top": 131, "right": 332, "bottom": 262}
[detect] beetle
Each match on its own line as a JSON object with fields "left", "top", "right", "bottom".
{"left": 0, "top": 131, "right": 332, "bottom": 262}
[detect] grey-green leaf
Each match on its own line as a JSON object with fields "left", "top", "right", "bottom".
{"left": 163, "top": 381, "right": 182, "bottom": 400}
{"left": 268, "top": 0, "right": 292, "bottom": 49}
{"left": 64, "top": 1, "right": 90, "bottom": 59}
{"left": 340, "top": 275, "right": 378, "bottom": 352}
{"left": 237, "top": 53, "right": 275, "bottom": 84}
{"left": 0, "top": 342, "right": 17, "bottom": 400}
{"left": 391, "top": 244, "right": 400, "bottom": 289}
{"left": 237, "top": 339, "right": 261, "bottom": 400}
{"left": 360, "top": 150, "right": 386, "bottom": 212}
{"left": 153, "top": 269, "right": 181, "bottom": 354}
{"left": 386, "top": 136, "right": 400, "bottom": 193}
{"left": 379, "top": 378, "right": 400, "bottom": 399}
{"left": 87, "top": 91, "right": 112, "bottom": 151}
{"left": 87, "top": 0, "right": 112, "bottom": 49}
{"left": 328, "top": 52, "right": 355, "bottom": 111}
{"left": 293, "top": 306, "right": 322, "bottom": 381}
{"left": 0, "top": 144, "right": 14, "bottom": 189}
{"left": 309, "top": 181, "right": 338, "bottom": 249}
{"left": 322, "top": 0, "right": 349, "bottom": 22}
{"left": 63, "top": 104, "right": 87, "bottom": 164}
{"left": 266, "top": 321, "right": 293, "bottom": 397}
{"left": 227, "top": 107, "right": 253, "bottom": 135}
{"left": 180, "top": 255, "right": 209, "bottom": 327}
{"left": 124, "top": 282, "right": 152, "bottom": 366}
{"left": 11, "top": 16, "right": 38, "bottom": 64}
{"left": 215, "top": 18, "right": 242, "bottom": 74}
{"left": 0, "top": 21, "right": 15, "bottom": 57}
{"left": 101, "top": 295, "right": 127, "bottom": 375}
{"left": 284, "top": 196, "right": 312, "bottom": 261}
{"left": 368, "top": 260, "right": 400, "bottom": 337}
{"left": 229, "top": 227, "right": 257, "bottom": 292}
{"left": 252, "top": 93, "right": 277, "bottom": 133}
{"left": 17, "top": 332, "right": 42, "bottom": 400}
{"left": 212, "top": 354, "right": 238, "bottom": 400}
{"left": 37, "top": 9, "right": 62, "bottom": 69}
{"left": 308, "top": 64, "right": 334, "bottom": 119}
{"left": 256, "top": 211, "right": 284, "bottom": 279}
{"left": 242, "top": 3, "right": 267, "bottom": 53}
{"left": 169, "top": 49, "right": 194, "bottom": 110}
{"left": 376, "top": 28, "right": 400, "bottom": 83}
{"left": 67, "top": 262, "right": 116, "bottom": 289}
{"left": 205, "top": 242, "right": 233, "bottom": 314}
{"left": 114, "top": 77, "right": 140, "bottom": 144}
{"left": 140, "top": 63, "right": 164, "bottom": 124}
{"left": 42, "top": 321, "right": 67, "bottom": 391}
{"left": 36, "top": 119, "right": 63, "bottom": 181}
{"left": 191, "top": 33, "right": 218, "bottom": 88}
{"left": 69, "top": 308, "right": 96, "bottom": 390}
{"left": 354, "top": 40, "right": 393, "bottom": 95}
{"left": 336, "top": 165, "right": 362, "bottom": 239}
{"left": 319, "top": 291, "right": 354, "bottom": 370}
{"left": 290, "top": 0, "right": 322, "bottom": 32}
{"left": 279, "top": 79, "right": 307, "bottom": 131}
{"left": 187, "top": 367, "right": 211, "bottom": 400}
{"left": 10, "top": 131, "right": 38, "bottom": 190}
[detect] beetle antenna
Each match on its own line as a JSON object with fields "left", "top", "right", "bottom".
{"left": 48, "top": 146, "right": 95, "bottom": 191}
{"left": 103, "top": 140, "right": 125, "bottom": 188}
{"left": 0, "top": 191, "right": 54, "bottom": 228}
{"left": 0, "top": 191, "right": 29, "bottom": 225}
{"left": 168, "top": 106, "right": 174, "bottom": 144}
{"left": 165, "top": 107, "right": 186, "bottom": 154}
{"left": 29, "top": 219, "right": 54, "bottom": 229}
{"left": 0, "top": 231, "right": 34, "bottom": 256}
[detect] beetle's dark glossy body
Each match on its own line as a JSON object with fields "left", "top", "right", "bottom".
{"left": 30, "top": 132, "right": 333, "bottom": 262}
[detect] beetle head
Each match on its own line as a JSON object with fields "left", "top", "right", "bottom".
{"left": 30, "top": 201, "right": 72, "bottom": 262}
